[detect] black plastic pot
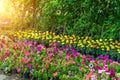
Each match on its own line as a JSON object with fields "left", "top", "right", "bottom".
{"left": 32, "top": 77, "right": 39, "bottom": 80}
{"left": 53, "top": 77, "right": 60, "bottom": 80}
{"left": 11, "top": 68, "right": 18, "bottom": 74}
{"left": 22, "top": 72, "right": 30, "bottom": 79}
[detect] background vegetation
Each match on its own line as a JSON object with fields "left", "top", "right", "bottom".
{"left": 1, "top": 0, "right": 120, "bottom": 40}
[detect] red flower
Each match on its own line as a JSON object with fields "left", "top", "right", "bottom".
{"left": 21, "top": 56, "right": 31, "bottom": 64}
{"left": 1, "top": 55, "right": 5, "bottom": 60}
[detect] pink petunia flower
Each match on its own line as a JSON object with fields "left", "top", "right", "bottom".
{"left": 25, "top": 52, "right": 30, "bottom": 56}
{"left": 53, "top": 72, "right": 58, "bottom": 77}
{"left": 27, "top": 64, "right": 33, "bottom": 69}
{"left": 17, "top": 68, "right": 21, "bottom": 73}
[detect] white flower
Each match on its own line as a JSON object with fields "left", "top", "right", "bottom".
{"left": 91, "top": 75, "right": 96, "bottom": 80}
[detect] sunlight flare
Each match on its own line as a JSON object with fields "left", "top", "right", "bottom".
{"left": 0, "top": 0, "right": 5, "bottom": 13}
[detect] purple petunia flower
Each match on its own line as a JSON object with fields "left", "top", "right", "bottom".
{"left": 67, "top": 50, "right": 71, "bottom": 55}
{"left": 69, "top": 73, "right": 73, "bottom": 77}
{"left": 59, "top": 47, "right": 64, "bottom": 50}
{"left": 37, "top": 46, "right": 41, "bottom": 51}
{"left": 66, "top": 45, "right": 70, "bottom": 49}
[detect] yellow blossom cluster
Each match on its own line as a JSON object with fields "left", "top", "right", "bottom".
{"left": 8, "top": 30, "right": 120, "bottom": 54}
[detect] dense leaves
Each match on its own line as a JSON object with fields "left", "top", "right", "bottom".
{"left": 1, "top": 0, "right": 120, "bottom": 40}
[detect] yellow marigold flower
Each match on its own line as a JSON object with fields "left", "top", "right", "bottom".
{"left": 70, "top": 37, "right": 73, "bottom": 39}
{"left": 85, "top": 36, "right": 89, "bottom": 40}
{"left": 117, "top": 46, "right": 120, "bottom": 49}
{"left": 115, "top": 40, "right": 118, "bottom": 44}
{"left": 109, "top": 38, "right": 113, "bottom": 41}
{"left": 62, "top": 42, "right": 65, "bottom": 45}
{"left": 83, "top": 39, "right": 87, "bottom": 44}
{"left": 49, "top": 40, "right": 52, "bottom": 43}
{"left": 74, "top": 41, "right": 77, "bottom": 44}
{"left": 110, "top": 45, "right": 115, "bottom": 49}
{"left": 118, "top": 43, "right": 120, "bottom": 46}
{"left": 105, "top": 39, "right": 107, "bottom": 41}
{"left": 53, "top": 39, "right": 56, "bottom": 42}
{"left": 106, "top": 46, "right": 110, "bottom": 51}
{"left": 70, "top": 40, "right": 73, "bottom": 44}
{"left": 81, "top": 45, "right": 84, "bottom": 48}
{"left": 66, "top": 40, "right": 69, "bottom": 44}
{"left": 102, "top": 48, "right": 104, "bottom": 50}
{"left": 99, "top": 39, "right": 103, "bottom": 42}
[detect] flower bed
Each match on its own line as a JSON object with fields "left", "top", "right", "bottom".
{"left": 0, "top": 35, "right": 120, "bottom": 80}
{"left": 8, "top": 30, "right": 120, "bottom": 62}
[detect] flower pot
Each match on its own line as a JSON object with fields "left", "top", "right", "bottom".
{"left": 53, "top": 77, "right": 60, "bottom": 80}
{"left": 11, "top": 68, "right": 18, "bottom": 74}
{"left": 32, "top": 77, "right": 39, "bottom": 80}
{"left": 22, "top": 72, "right": 30, "bottom": 79}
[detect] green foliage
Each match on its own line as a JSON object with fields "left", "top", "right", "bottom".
{"left": 4, "top": 0, "right": 120, "bottom": 40}
{"left": 40, "top": 0, "right": 120, "bottom": 40}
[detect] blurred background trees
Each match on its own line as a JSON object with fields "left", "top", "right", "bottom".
{"left": 0, "top": 0, "right": 120, "bottom": 40}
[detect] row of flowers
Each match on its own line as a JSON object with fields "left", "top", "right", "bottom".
{"left": 0, "top": 36, "right": 120, "bottom": 80}
{"left": 8, "top": 30, "right": 120, "bottom": 63}
{"left": 8, "top": 30, "right": 120, "bottom": 54}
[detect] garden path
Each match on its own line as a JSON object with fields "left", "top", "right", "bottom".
{"left": 0, "top": 74, "right": 19, "bottom": 80}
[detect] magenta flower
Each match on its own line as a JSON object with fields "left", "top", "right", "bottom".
{"left": 71, "top": 54, "right": 75, "bottom": 59}
{"left": 37, "top": 46, "right": 41, "bottom": 51}
{"left": 74, "top": 52, "right": 80, "bottom": 57}
{"left": 99, "top": 55, "right": 103, "bottom": 59}
{"left": 67, "top": 51, "right": 71, "bottom": 55}
{"left": 27, "top": 64, "right": 33, "bottom": 69}
{"left": 103, "top": 65, "right": 109, "bottom": 72}
{"left": 66, "top": 56, "right": 70, "bottom": 60}
{"left": 54, "top": 48, "right": 59, "bottom": 53}
{"left": 109, "top": 59, "right": 113, "bottom": 63}
{"left": 54, "top": 42, "right": 58, "bottom": 47}
{"left": 37, "top": 44, "right": 45, "bottom": 51}
{"left": 81, "top": 59, "right": 86, "bottom": 64}
{"left": 33, "top": 41, "right": 37, "bottom": 45}
{"left": 109, "top": 67, "right": 115, "bottom": 78}
{"left": 5, "top": 52, "right": 10, "bottom": 57}
{"left": 94, "top": 66, "right": 102, "bottom": 70}
{"left": 114, "top": 77, "right": 118, "bottom": 80}
{"left": 104, "top": 55, "right": 109, "bottom": 60}
{"left": 49, "top": 53, "right": 54, "bottom": 59}
{"left": 66, "top": 45, "right": 70, "bottom": 49}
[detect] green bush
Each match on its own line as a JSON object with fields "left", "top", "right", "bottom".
{"left": 39, "top": 0, "right": 120, "bottom": 40}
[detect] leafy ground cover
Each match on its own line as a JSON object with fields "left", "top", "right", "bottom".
{"left": 0, "top": 33, "right": 120, "bottom": 80}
